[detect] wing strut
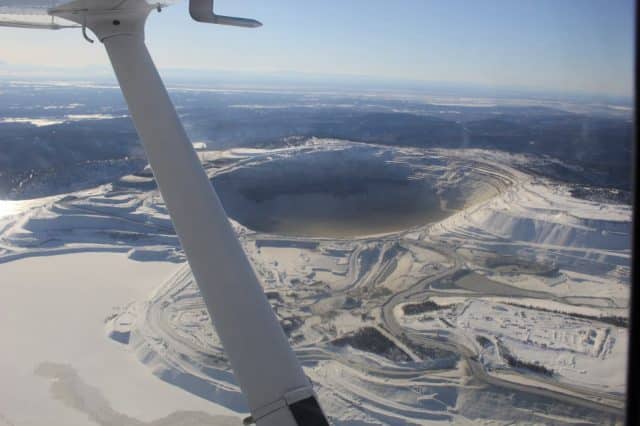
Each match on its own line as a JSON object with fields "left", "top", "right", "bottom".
{"left": 48, "top": 3, "right": 328, "bottom": 425}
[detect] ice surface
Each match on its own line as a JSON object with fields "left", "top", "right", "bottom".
{"left": 0, "top": 252, "right": 240, "bottom": 425}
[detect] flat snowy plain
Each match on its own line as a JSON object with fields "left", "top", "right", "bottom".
{"left": 0, "top": 253, "right": 240, "bottom": 425}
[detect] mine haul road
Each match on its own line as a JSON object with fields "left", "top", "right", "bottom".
{"left": 379, "top": 241, "right": 625, "bottom": 417}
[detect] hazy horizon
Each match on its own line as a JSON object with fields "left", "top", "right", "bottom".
{"left": 0, "top": 0, "right": 635, "bottom": 98}
{"left": 0, "top": 62, "right": 633, "bottom": 105}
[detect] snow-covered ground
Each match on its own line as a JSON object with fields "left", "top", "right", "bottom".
{"left": 0, "top": 252, "right": 240, "bottom": 426}
{"left": 429, "top": 150, "right": 631, "bottom": 303}
{"left": 0, "top": 140, "right": 630, "bottom": 425}
{"left": 395, "top": 296, "right": 628, "bottom": 394}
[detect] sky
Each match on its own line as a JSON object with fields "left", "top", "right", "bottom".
{"left": 0, "top": 0, "right": 635, "bottom": 96}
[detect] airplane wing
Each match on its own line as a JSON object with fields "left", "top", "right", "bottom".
{"left": 0, "top": 0, "right": 176, "bottom": 29}
{"left": 0, "top": 0, "right": 75, "bottom": 28}
{"left": 0, "top": 18, "right": 78, "bottom": 29}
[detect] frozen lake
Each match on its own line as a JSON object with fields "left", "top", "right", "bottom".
{"left": 0, "top": 252, "right": 239, "bottom": 425}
